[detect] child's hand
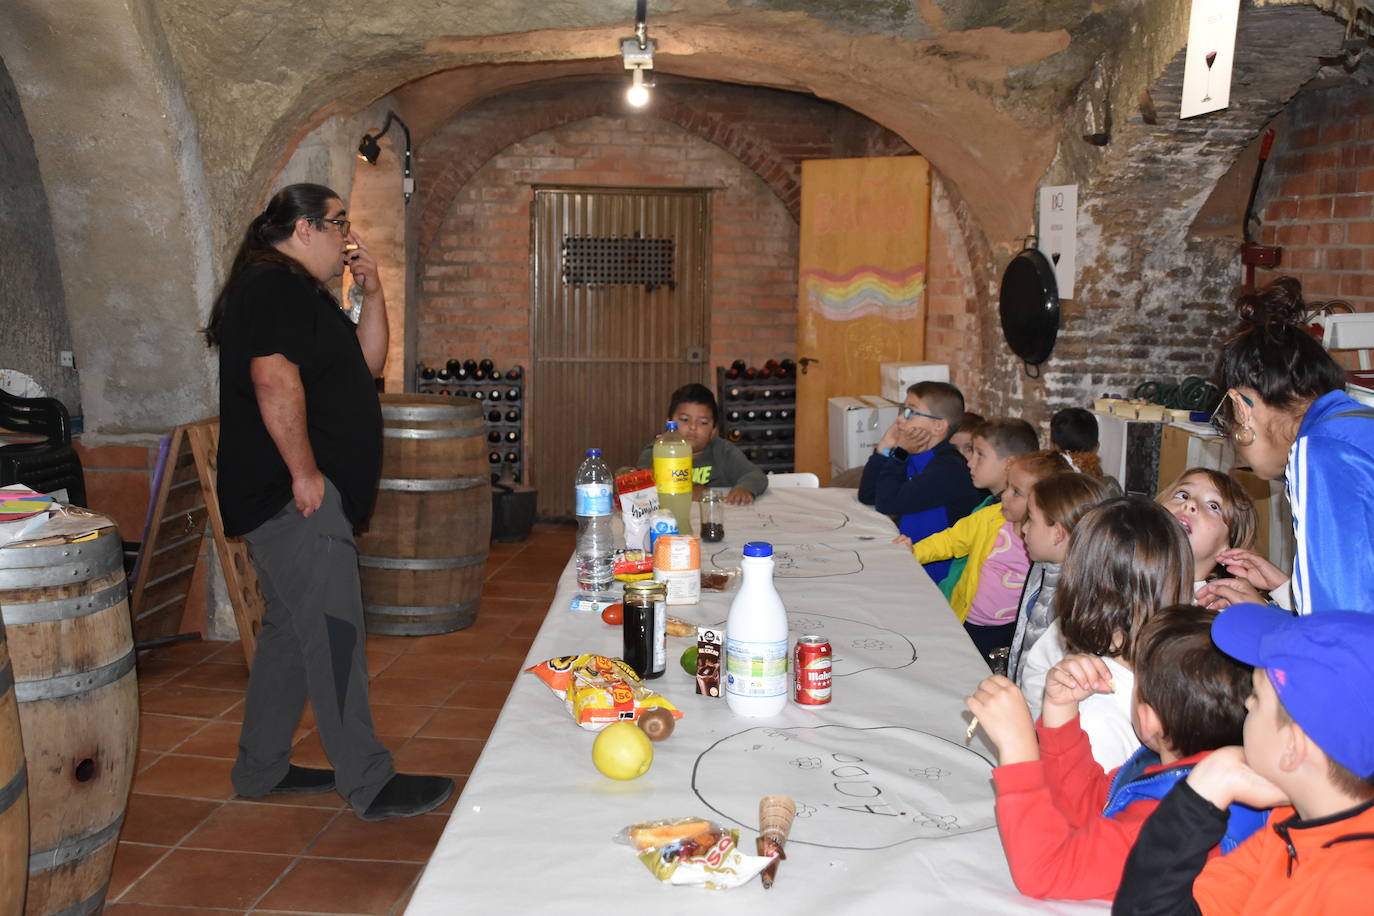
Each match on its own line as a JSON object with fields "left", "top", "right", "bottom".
{"left": 964, "top": 675, "right": 1038, "bottom": 764}
{"left": 892, "top": 534, "right": 913, "bottom": 547}
{"left": 725, "top": 487, "right": 754, "bottom": 506}
{"left": 1042, "top": 654, "right": 1114, "bottom": 728}
{"left": 1196, "top": 577, "right": 1269, "bottom": 611}
{"left": 1186, "top": 746, "right": 1289, "bottom": 811}
{"left": 1216, "top": 549, "right": 1290, "bottom": 593}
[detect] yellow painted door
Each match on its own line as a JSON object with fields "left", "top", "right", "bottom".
{"left": 795, "top": 157, "right": 931, "bottom": 481}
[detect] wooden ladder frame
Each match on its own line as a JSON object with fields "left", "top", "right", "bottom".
{"left": 127, "top": 418, "right": 266, "bottom": 667}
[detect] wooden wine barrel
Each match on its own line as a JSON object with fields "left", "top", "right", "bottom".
{"left": 357, "top": 394, "right": 491, "bottom": 635}
{"left": 0, "top": 530, "right": 137, "bottom": 916}
{"left": 0, "top": 618, "right": 29, "bottom": 916}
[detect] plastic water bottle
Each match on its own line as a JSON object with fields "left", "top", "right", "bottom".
{"left": 652, "top": 421, "right": 693, "bottom": 534}
{"left": 574, "top": 448, "right": 614, "bottom": 590}
{"left": 725, "top": 541, "right": 790, "bottom": 717}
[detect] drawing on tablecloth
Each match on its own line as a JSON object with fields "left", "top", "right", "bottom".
{"left": 744, "top": 506, "right": 851, "bottom": 532}
{"left": 709, "top": 542, "right": 862, "bottom": 578}
{"left": 692, "top": 725, "right": 996, "bottom": 849}
{"left": 786, "top": 612, "right": 916, "bottom": 676}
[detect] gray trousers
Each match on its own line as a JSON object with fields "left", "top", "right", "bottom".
{"left": 231, "top": 478, "right": 395, "bottom": 812}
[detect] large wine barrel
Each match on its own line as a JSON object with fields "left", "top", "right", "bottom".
{"left": 0, "top": 618, "right": 29, "bottom": 916}
{"left": 357, "top": 394, "right": 491, "bottom": 635}
{"left": 0, "top": 530, "right": 137, "bottom": 916}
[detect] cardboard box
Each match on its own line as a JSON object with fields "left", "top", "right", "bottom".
{"left": 828, "top": 395, "right": 898, "bottom": 473}
{"left": 880, "top": 362, "right": 949, "bottom": 404}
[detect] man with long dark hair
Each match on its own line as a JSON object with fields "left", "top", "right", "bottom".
{"left": 207, "top": 182, "right": 452, "bottom": 820}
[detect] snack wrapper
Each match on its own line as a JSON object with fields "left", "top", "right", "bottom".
{"left": 525, "top": 654, "right": 682, "bottom": 730}
{"left": 616, "top": 469, "right": 659, "bottom": 552}
{"left": 613, "top": 548, "right": 653, "bottom": 581}
{"left": 615, "top": 817, "right": 776, "bottom": 890}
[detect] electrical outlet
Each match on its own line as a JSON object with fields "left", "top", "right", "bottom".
{"left": 59, "top": 351, "right": 75, "bottom": 368}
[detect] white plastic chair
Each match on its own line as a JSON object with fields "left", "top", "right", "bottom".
{"left": 767, "top": 471, "right": 819, "bottom": 488}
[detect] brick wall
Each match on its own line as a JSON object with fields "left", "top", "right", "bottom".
{"left": 1254, "top": 72, "right": 1374, "bottom": 311}
{"left": 414, "top": 78, "right": 925, "bottom": 374}
{"left": 418, "top": 114, "right": 800, "bottom": 369}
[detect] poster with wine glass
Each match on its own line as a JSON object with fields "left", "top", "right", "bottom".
{"left": 1037, "top": 184, "right": 1077, "bottom": 300}
{"left": 1180, "top": 0, "right": 1240, "bottom": 119}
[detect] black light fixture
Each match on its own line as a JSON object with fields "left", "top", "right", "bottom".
{"left": 357, "top": 111, "right": 415, "bottom": 204}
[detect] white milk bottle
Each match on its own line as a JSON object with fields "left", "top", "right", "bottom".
{"left": 725, "top": 541, "right": 789, "bottom": 717}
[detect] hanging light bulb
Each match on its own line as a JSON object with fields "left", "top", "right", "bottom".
{"left": 626, "top": 67, "right": 650, "bottom": 108}
{"left": 621, "top": 0, "right": 655, "bottom": 109}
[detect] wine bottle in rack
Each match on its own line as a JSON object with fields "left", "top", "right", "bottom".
{"left": 419, "top": 364, "right": 437, "bottom": 380}
{"left": 506, "top": 387, "right": 521, "bottom": 401}
{"left": 436, "top": 365, "right": 452, "bottom": 381}
{"left": 505, "top": 430, "right": 520, "bottom": 442}
{"left": 504, "top": 451, "right": 519, "bottom": 463}
{"left": 487, "top": 409, "right": 501, "bottom": 423}
{"left": 505, "top": 408, "right": 520, "bottom": 422}
{"left": 506, "top": 366, "right": 523, "bottom": 381}
{"left": 479, "top": 358, "right": 494, "bottom": 374}
{"left": 487, "top": 430, "right": 501, "bottom": 444}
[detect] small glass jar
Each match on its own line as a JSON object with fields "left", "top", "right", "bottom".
{"left": 700, "top": 489, "right": 725, "bottom": 542}
{"left": 622, "top": 580, "right": 668, "bottom": 679}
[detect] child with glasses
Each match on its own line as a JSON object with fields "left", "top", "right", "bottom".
{"left": 858, "top": 381, "right": 987, "bottom": 584}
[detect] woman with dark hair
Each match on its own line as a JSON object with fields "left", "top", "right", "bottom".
{"left": 1198, "top": 276, "right": 1374, "bottom": 615}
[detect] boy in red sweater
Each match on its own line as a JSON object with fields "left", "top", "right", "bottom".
{"left": 1114, "top": 604, "right": 1374, "bottom": 915}
{"left": 965, "top": 605, "right": 1264, "bottom": 901}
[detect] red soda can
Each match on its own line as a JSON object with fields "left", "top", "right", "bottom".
{"left": 793, "top": 636, "right": 832, "bottom": 705}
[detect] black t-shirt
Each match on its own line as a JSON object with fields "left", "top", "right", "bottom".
{"left": 215, "top": 260, "right": 383, "bottom": 536}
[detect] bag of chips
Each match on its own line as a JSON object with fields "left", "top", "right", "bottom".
{"left": 525, "top": 654, "right": 682, "bottom": 730}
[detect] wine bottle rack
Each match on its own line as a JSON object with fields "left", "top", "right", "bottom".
{"left": 415, "top": 358, "right": 525, "bottom": 483}
{"left": 716, "top": 359, "right": 797, "bottom": 475}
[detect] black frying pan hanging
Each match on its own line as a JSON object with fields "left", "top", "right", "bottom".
{"left": 999, "top": 246, "right": 1060, "bottom": 377}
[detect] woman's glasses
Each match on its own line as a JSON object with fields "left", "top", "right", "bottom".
{"left": 314, "top": 217, "right": 351, "bottom": 236}
{"left": 1209, "top": 390, "right": 1254, "bottom": 438}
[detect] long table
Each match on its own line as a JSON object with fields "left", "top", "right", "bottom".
{"left": 407, "top": 488, "right": 1105, "bottom": 914}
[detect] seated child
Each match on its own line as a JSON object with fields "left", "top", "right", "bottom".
{"left": 1156, "top": 466, "right": 1257, "bottom": 593}
{"left": 965, "top": 604, "right": 1264, "bottom": 901}
{"left": 1049, "top": 406, "right": 1105, "bottom": 479}
{"left": 929, "top": 414, "right": 990, "bottom": 600}
{"left": 1115, "top": 604, "right": 1374, "bottom": 914}
{"left": 635, "top": 383, "right": 766, "bottom": 506}
{"left": 905, "top": 425, "right": 1041, "bottom": 663}
{"left": 948, "top": 412, "right": 984, "bottom": 464}
{"left": 1006, "top": 470, "right": 1112, "bottom": 683}
{"left": 1019, "top": 497, "right": 1195, "bottom": 770}
{"left": 858, "top": 381, "right": 986, "bottom": 583}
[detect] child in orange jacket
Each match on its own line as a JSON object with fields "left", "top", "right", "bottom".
{"left": 1114, "top": 604, "right": 1374, "bottom": 915}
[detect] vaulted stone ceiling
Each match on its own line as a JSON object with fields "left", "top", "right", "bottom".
{"left": 0, "top": 0, "right": 1352, "bottom": 434}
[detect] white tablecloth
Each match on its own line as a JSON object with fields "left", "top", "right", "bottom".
{"left": 407, "top": 488, "right": 1105, "bottom": 914}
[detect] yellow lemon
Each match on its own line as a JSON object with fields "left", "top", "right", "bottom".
{"left": 592, "top": 721, "right": 654, "bottom": 780}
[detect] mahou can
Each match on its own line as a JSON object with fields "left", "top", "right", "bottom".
{"left": 793, "top": 636, "right": 832, "bottom": 705}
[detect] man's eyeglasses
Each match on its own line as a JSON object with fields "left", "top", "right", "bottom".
{"left": 900, "top": 406, "right": 942, "bottom": 422}
{"left": 314, "top": 217, "right": 351, "bottom": 236}
{"left": 1208, "top": 390, "right": 1254, "bottom": 438}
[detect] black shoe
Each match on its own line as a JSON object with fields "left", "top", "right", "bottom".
{"left": 267, "top": 764, "right": 336, "bottom": 796}
{"left": 359, "top": 773, "right": 455, "bottom": 822}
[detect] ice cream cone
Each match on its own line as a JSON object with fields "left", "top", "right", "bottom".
{"left": 757, "top": 794, "right": 795, "bottom": 889}
{"left": 759, "top": 794, "right": 796, "bottom": 844}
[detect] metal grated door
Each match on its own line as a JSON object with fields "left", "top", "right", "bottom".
{"left": 531, "top": 187, "right": 710, "bottom": 519}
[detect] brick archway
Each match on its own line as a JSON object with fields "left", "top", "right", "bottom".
{"left": 415, "top": 83, "right": 811, "bottom": 261}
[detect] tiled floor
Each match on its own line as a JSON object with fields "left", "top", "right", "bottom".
{"left": 107, "top": 523, "right": 575, "bottom": 916}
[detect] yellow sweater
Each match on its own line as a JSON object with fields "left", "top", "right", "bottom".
{"left": 913, "top": 502, "right": 1006, "bottom": 623}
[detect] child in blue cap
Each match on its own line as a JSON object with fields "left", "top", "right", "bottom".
{"left": 1114, "top": 603, "right": 1374, "bottom": 914}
